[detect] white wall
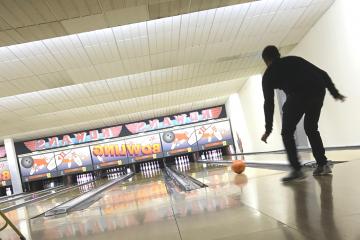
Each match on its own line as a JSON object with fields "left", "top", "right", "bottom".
{"left": 226, "top": 93, "right": 251, "bottom": 153}
{"left": 226, "top": 75, "right": 284, "bottom": 153}
{"left": 290, "top": 0, "right": 360, "bottom": 147}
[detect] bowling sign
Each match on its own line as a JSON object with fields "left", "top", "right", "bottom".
{"left": 125, "top": 134, "right": 163, "bottom": 161}
{"left": 55, "top": 147, "right": 93, "bottom": 175}
{"left": 19, "top": 153, "right": 58, "bottom": 181}
{"left": 90, "top": 140, "right": 129, "bottom": 169}
{"left": 0, "top": 160, "right": 11, "bottom": 186}
{"left": 195, "top": 121, "right": 233, "bottom": 150}
{"left": 161, "top": 127, "right": 198, "bottom": 156}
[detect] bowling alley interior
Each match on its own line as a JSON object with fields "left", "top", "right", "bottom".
{"left": 1, "top": 0, "right": 360, "bottom": 239}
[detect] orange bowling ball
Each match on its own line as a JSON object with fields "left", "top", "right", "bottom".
{"left": 231, "top": 160, "right": 246, "bottom": 174}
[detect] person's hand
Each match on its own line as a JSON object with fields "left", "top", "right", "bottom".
{"left": 261, "top": 132, "right": 270, "bottom": 143}
{"left": 335, "top": 94, "right": 346, "bottom": 102}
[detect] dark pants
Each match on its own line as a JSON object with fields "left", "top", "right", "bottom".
{"left": 281, "top": 89, "right": 327, "bottom": 170}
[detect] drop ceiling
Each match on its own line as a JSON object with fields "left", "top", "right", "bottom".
{"left": 0, "top": 0, "right": 334, "bottom": 142}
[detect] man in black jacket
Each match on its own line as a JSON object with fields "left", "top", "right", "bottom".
{"left": 260, "top": 45, "right": 345, "bottom": 182}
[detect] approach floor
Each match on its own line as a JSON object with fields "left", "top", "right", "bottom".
{"left": 1, "top": 149, "right": 360, "bottom": 240}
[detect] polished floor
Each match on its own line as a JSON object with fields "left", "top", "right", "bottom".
{"left": 1, "top": 149, "right": 360, "bottom": 240}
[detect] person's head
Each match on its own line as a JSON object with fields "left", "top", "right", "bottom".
{"left": 262, "top": 45, "right": 281, "bottom": 66}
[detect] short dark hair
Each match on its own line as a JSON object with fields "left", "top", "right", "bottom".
{"left": 262, "top": 45, "right": 281, "bottom": 61}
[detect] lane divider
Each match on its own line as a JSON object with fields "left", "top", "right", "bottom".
{"left": 164, "top": 166, "right": 207, "bottom": 192}
{"left": 1, "top": 181, "right": 97, "bottom": 212}
{"left": 44, "top": 172, "right": 135, "bottom": 217}
{"left": 0, "top": 185, "right": 65, "bottom": 205}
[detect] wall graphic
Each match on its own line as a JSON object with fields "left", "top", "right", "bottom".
{"left": 125, "top": 106, "right": 224, "bottom": 134}
{"left": 21, "top": 126, "right": 122, "bottom": 153}
{"left": 91, "top": 140, "right": 129, "bottom": 169}
{"left": 15, "top": 105, "right": 226, "bottom": 155}
{"left": 55, "top": 147, "right": 93, "bottom": 175}
{"left": 161, "top": 127, "right": 198, "bottom": 156}
{"left": 0, "top": 160, "right": 11, "bottom": 187}
{"left": 125, "top": 134, "right": 162, "bottom": 161}
{"left": 195, "top": 121, "right": 233, "bottom": 150}
{"left": 15, "top": 118, "right": 233, "bottom": 183}
{"left": 19, "top": 153, "right": 57, "bottom": 181}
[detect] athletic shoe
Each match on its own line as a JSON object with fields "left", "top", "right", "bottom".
{"left": 313, "top": 164, "right": 332, "bottom": 176}
{"left": 281, "top": 170, "right": 306, "bottom": 182}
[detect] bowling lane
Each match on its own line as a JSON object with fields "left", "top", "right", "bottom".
{"left": 27, "top": 172, "right": 182, "bottom": 240}
{"left": 27, "top": 164, "right": 286, "bottom": 240}
{"left": 170, "top": 150, "right": 360, "bottom": 240}
{"left": 167, "top": 163, "right": 306, "bottom": 240}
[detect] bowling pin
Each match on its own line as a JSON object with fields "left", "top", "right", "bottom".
{"left": 30, "top": 166, "right": 36, "bottom": 175}
{"left": 212, "top": 126, "right": 223, "bottom": 140}
{"left": 47, "top": 157, "right": 56, "bottom": 171}
{"left": 6, "top": 188, "right": 12, "bottom": 196}
{"left": 144, "top": 169, "right": 148, "bottom": 178}
{"left": 73, "top": 154, "right": 83, "bottom": 166}
{"left": 171, "top": 141, "right": 177, "bottom": 150}
{"left": 187, "top": 131, "right": 197, "bottom": 145}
